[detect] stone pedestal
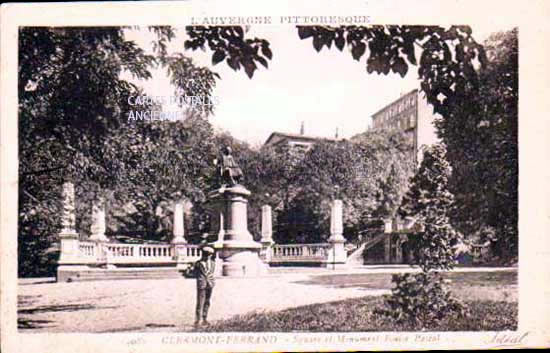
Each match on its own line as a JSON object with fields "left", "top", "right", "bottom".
{"left": 207, "top": 185, "right": 267, "bottom": 277}
{"left": 58, "top": 230, "right": 81, "bottom": 265}
{"left": 327, "top": 200, "right": 347, "bottom": 269}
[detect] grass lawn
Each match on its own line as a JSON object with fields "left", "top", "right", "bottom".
{"left": 294, "top": 270, "right": 517, "bottom": 303}
{"left": 201, "top": 270, "right": 517, "bottom": 332}
{"left": 293, "top": 270, "right": 517, "bottom": 289}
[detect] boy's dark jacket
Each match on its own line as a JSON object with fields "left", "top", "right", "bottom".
{"left": 190, "top": 258, "right": 216, "bottom": 289}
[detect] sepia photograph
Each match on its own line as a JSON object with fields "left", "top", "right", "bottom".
{"left": 1, "top": 0, "right": 549, "bottom": 352}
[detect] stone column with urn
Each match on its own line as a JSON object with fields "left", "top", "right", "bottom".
{"left": 57, "top": 182, "right": 85, "bottom": 282}
{"left": 326, "top": 199, "right": 348, "bottom": 269}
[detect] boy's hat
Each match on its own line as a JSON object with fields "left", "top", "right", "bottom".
{"left": 201, "top": 246, "right": 215, "bottom": 254}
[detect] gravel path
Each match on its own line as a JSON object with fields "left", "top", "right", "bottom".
{"left": 18, "top": 266, "right": 515, "bottom": 333}
{"left": 18, "top": 274, "right": 378, "bottom": 333}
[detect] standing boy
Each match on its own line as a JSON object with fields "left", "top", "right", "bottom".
{"left": 193, "top": 245, "right": 216, "bottom": 327}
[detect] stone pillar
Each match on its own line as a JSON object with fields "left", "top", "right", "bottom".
{"left": 58, "top": 183, "right": 80, "bottom": 263}
{"left": 57, "top": 182, "right": 86, "bottom": 282}
{"left": 260, "top": 205, "right": 273, "bottom": 243}
{"left": 89, "top": 196, "right": 112, "bottom": 269}
{"left": 208, "top": 185, "right": 266, "bottom": 277}
{"left": 327, "top": 199, "right": 347, "bottom": 269}
{"left": 260, "top": 205, "right": 274, "bottom": 262}
{"left": 172, "top": 201, "right": 186, "bottom": 244}
{"left": 60, "top": 182, "right": 76, "bottom": 235}
{"left": 89, "top": 197, "right": 108, "bottom": 242}
{"left": 171, "top": 201, "right": 188, "bottom": 269}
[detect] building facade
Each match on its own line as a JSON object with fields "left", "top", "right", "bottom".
{"left": 370, "top": 89, "right": 440, "bottom": 165}
{"left": 263, "top": 132, "right": 337, "bottom": 149}
{"left": 264, "top": 122, "right": 338, "bottom": 149}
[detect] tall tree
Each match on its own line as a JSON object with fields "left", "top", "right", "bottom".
{"left": 435, "top": 29, "right": 518, "bottom": 261}
{"left": 18, "top": 27, "right": 220, "bottom": 276}
{"left": 240, "top": 132, "right": 413, "bottom": 244}
{"left": 18, "top": 27, "right": 156, "bottom": 276}
{"left": 109, "top": 111, "right": 217, "bottom": 241}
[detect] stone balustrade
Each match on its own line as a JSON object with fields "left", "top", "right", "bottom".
{"left": 270, "top": 243, "right": 332, "bottom": 262}
{"left": 57, "top": 181, "right": 348, "bottom": 280}
{"left": 79, "top": 241, "right": 96, "bottom": 257}
{"left": 75, "top": 240, "right": 202, "bottom": 265}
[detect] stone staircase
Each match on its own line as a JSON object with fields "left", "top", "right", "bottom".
{"left": 59, "top": 267, "right": 185, "bottom": 282}
{"left": 346, "top": 233, "right": 387, "bottom": 266}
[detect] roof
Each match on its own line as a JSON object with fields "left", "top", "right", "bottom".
{"left": 371, "top": 88, "right": 418, "bottom": 119}
{"left": 264, "top": 132, "right": 337, "bottom": 146}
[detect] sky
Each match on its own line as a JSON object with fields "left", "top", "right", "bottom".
{"left": 124, "top": 24, "right": 506, "bottom": 147}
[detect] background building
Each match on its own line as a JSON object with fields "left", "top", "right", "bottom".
{"left": 264, "top": 122, "right": 338, "bottom": 149}
{"left": 370, "top": 88, "right": 440, "bottom": 165}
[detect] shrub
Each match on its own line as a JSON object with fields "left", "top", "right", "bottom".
{"left": 374, "top": 272, "right": 467, "bottom": 326}
{"left": 377, "top": 144, "right": 467, "bottom": 325}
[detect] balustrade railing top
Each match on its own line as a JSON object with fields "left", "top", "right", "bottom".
{"left": 271, "top": 243, "right": 332, "bottom": 261}
{"left": 77, "top": 241, "right": 203, "bottom": 264}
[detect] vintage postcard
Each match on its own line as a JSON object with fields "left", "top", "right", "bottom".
{"left": 1, "top": 0, "right": 549, "bottom": 352}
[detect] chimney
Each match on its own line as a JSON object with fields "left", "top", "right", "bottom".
{"left": 335, "top": 127, "right": 339, "bottom": 139}
{"left": 300, "top": 121, "right": 305, "bottom": 135}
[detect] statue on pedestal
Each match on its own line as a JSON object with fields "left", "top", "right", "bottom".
{"left": 207, "top": 145, "right": 267, "bottom": 277}
{"left": 214, "top": 146, "right": 243, "bottom": 187}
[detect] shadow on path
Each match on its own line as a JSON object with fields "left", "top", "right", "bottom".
{"left": 19, "top": 279, "right": 57, "bottom": 286}
{"left": 18, "top": 318, "right": 55, "bottom": 329}
{"left": 145, "top": 323, "right": 176, "bottom": 328}
{"left": 18, "top": 303, "right": 120, "bottom": 330}
{"left": 96, "top": 323, "right": 178, "bottom": 333}
{"left": 18, "top": 303, "right": 118, "bottom": 315}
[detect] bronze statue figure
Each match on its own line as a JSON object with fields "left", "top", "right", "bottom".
{"left": 215, "top": 146, "right": 243, "bottom": 186}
